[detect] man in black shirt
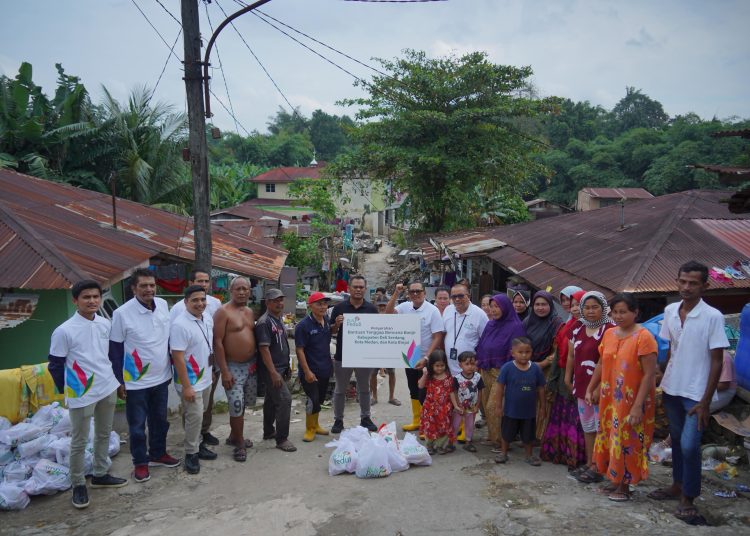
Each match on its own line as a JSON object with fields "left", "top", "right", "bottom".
{"left": 254, "top": 289, "right": 296, "bottom": 452}
{"left": 330, "top": 274, "right": 379, "bottom": 433}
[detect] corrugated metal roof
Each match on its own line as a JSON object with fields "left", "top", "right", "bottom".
{"left": 211, "top": 203, "right": 290, "bottom": 221}
{"left": 0, "top": 169, "right": 288, "bottom": 289}
{"left": 690, "top": 164, "right": 750, "bottom": 176}
{"left": 485, "top": 190, "right": 750, "bottom": 296}
{"left": 692, "top": 219, "right": 750, "bottom": 257}
{"left": 581, "top": 187, "right": 653, "bottom": 199}
{"left": 711, "top": 129, "right": 750, "bottom": 139}
{"left": 248, "top": 163, "right": 326, "bottom": 184}
{"left": 419, "top": 230, "right": 505, "bottom": 263}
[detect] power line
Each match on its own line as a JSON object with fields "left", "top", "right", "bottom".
{"left": 131, "top": 0, "right": 181, "bottom": 62}
{"left": 214, "top": 0, "right": 297, "bottom": 114}
{"left": 150, "top": 28, "right": 183, "bottom": 101}
{"left": 154, "top": 0, "right": 182, "bottom": 25}
{"left": 204, "top": 1, "right": 241, "bottom": 133}
{"left": 210, "top": 88, "right": 251, "bottom": 136}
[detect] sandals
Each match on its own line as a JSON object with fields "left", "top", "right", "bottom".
{"left": 674, "top": 506, "right": 708, "bottom": 526}
{"left": 275, "top": 440, "right": 297, "bottom": 452}
{"left": 494, "top": 452, "right": 508, "bottom": 464}
{"left": 463, "top": 442, "right": 477, "bottom": 453}
{"left": 388, "top": 398, "right": 402, "bottom": 406}
{"left": 525, "top": 456, "right": 542, "bottom": 467}
{"left": 575, "top": 467, "right": 603, "bottom": 483}
{"left": 226, "top": 438, "right": 253, "bottom": 449}
{"left": 596, "top": 482, "right": 619, "bottom": 495}
{"left": 608, "top": 490, "right": 631, "bottom": 502}
{"left": 233, "top": 447, "right": 247, "bottom": 462}
{"left": 647, "top": 488, "right": 679, "bottom": 501}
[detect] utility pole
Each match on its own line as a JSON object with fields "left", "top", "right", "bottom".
{"left": 181, "top": 0, "right": 212, "bottom": 269}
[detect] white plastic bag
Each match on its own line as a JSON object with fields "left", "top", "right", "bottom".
{"left": 16, "top": 434, "right": 57, "bottom": 460}
{"left": 0, "top": 417, "right": 11, "bottom": 432}
{"left": 50, "top": 412, "right": 72, "bottom": 436}
{"left": 326, "top": 438, "right": 358, "bottom": 476}
{"left": 386, "top": 440, "right": 409, "bottom": 472}
{"left": 24, "top": 460, "right": 71, "bottom": 496}
{"left": 355, "top": 436, "right": 391, "bottom": 479}
{"left": 340, "top": 426, "right": 371, "bottom": 452}
{"left": 0, "top": 423, "right": 44, "bottom": 447}
{"left": 2, "top": 461, "right": 32, "bottom": 483}
{"left": 377, "top": 421, "right": 398, "bottom": 444}
{"left": 29, "top": 403, "right": 65, "bottom": 432}
{"left": 648, "top": 441, "right": 671, "bottom": 463}
{"left": 0, "top": 482, "right": 30, "bottom": 510}
{"left": 108, "top": 430, "right": 121, "bottom": 457}
{"left": 0, "top": 444, "right": 14, "bottom": 466}
{"left": 49, "top": 437, "right": 71, "bottom": 466}
{"left": 400, "top": 433, "right": 432, "bottom": 466}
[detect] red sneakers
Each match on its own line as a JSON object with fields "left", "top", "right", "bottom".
{"left": 148, "top": 453, "right": 181, "bottom": 468}
{"left": 133, "top": 464, "right": 150, "bottom": 483}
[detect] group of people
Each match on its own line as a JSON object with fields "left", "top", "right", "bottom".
{"left": 48, "top": 260, "right": 731, "bottom": 525}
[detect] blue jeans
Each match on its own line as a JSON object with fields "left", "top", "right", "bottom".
{"left": 125, "top": 380, "right": 170, "bottom": 465}
{"left": 663, "top": 393, "right": 704, "bottom": 498}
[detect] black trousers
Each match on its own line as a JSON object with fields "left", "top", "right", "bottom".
{"left": 404, "top": 368, "right": 426, "bottom": 404}
{"left": 301, "top": 376, "right": 330, "bottom": 414}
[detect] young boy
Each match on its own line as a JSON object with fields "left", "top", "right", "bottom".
{"left": 450, "top": 351, "right": 484, "bottom": 452}
{"left": 48, "top": 280, "right": 127, "bottom": 509}
{"left": 495, "top": 337, "right": 546, "bottom": 466}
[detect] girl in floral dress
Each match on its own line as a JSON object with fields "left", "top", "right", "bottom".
{"left": 418, "top": 350, "right": 455, "bottom": 454}
{"left": 586, "top": 293, "right": 658, "bottom": 501}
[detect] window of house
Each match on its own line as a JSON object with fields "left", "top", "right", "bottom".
{"left": 265, "top": 183, "right": 275, "bottom": 193}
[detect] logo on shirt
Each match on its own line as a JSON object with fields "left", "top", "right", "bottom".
{"left": 345, "top": 316, "right": 362, "bottom": 327}
{"left": 65, "top": 361, "right": 94, "bottom": 399}
{"left": 174, "top": 354, "right": 205, "bottom": 386}
{"left": 401, "top": 340, "right": 421, "bottom": 368}
{"left": 124, "top": 349, "right": 150, "bottom": 382}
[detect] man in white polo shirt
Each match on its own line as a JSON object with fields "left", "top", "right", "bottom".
{"left": 170, "top": 285, "right": 215, "bottom": 474}
{"left": 110, "top": 268, "right": 179, "bottom": 483}
{"left": 443, "top": 282, "right": 489, "bottom": 376}
{"left": 49, "top": 280, "right": 128, "bottom": 509}
{"left": 169, "top": 268, "right": 222, "bottom": 448}
{"left": 649, "top": 261, "right": 729, "bottom": 524}
{"left": 386, "top": 281, "right": 445, "bottom": 432}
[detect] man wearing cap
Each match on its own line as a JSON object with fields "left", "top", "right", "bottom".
{"left": 295, "top": 292, "right": 333, "bottom": 442}
{"left": 255, "top": 288, "right": 296, "bottom": 452}
{"left": 330, "top": 274, "right": 380, "bottom": 433}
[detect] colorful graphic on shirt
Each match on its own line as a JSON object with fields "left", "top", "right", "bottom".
{"left": 65, "top": 361, "right": 95, "bottom": 398}
{"left": 124, "top": 349, "right": 150, "bottom": 382}
{"left": 401, "top": 340, "right": 421, "bottom": 368}
{"left": 173, "top": 354, "right": 205, "bottom": 386}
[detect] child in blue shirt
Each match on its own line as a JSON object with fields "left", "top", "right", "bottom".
{"left": 495, "top": 337, "right": 546, "bottom": 466}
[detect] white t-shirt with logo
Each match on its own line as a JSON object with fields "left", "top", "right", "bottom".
{"left": 110, "top": 297, "right": 171, "bottom": 391}
{"left": 169, "top": 294, "right": 222, "bottom": 323}
{"left": 169, "top": 309, "right": 214, "bottom": 392}
{"left": 394, "top": 300, "right": 445, "bottom": 359}
{"left": 443, "top": 303, "right": 489, "bottom": 375}
{"left": 49, "top": 312, "right": 120, "bottom": 409}
{"left": 659, "top": 299, "right": 729, "bottom": 402}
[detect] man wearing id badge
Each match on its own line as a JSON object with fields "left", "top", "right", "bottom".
{"left": 443, "top": 283, "right": 489, "bottom": 376}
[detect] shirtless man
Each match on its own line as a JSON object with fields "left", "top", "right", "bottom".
{"left": 213, "top": 277, "right": 257, "bottom": 463}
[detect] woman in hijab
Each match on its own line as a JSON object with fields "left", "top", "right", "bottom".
{"left": 560, "top": 285, "right": 583, "bottom": 320}
{"left": 523, "top": 291, "right": 564, "bottom": 439}
{"left": 541, "top": 289, "right": 587, "bottom": 470}
{"left": 475, "top": 294, "right": 526, "bottom": 449}
{"left": 508, "top": 288, "right": 530, "bottom": 321}
{"left": 565, "top": 291, "right": 616, "bottom": 484}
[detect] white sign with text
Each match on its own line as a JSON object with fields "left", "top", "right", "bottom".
{"left": 342, "top": 313, "right": 422, "bottom": 368}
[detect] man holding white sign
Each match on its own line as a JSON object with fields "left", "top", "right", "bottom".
{"left": 330, "top": 274, "right": 380, "bottom": 433}
{"left": 386, "top": 281, "right": 445, "bottom": 432}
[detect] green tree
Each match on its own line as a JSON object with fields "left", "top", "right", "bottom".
{"left": 611, "top": 87, "right": 669, "bottom": 134}
{"left": 309, "top": 109, "right": 354, "bottom": 161}
{"left": 329, "top": 49, "right": 553, "bottom": 232}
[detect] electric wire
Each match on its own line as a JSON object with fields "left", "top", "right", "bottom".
{"left": 131, "top": 0, "right": 181, "bottom": 62}
{"left": 209, "top": 89, "right": 252, "bottom": 136}
{"left": 154, "top": 0, "right": 182, "bottom": 25}
{"left": 150, "top": 28, "right": 183, "bottom": 101}
{"left": 204, "top": 1, "right": 241, "bottom": 133}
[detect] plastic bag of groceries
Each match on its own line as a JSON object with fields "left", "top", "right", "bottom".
{"left": 326, "top": 438, "right": 358, "bottom": 476}
{"left": 0, "top": 444, "right": 15, "bottom": 466}
{"left": 339, "top": 426, "right": 371, "bottom": 452}
{"left": 24, "top": 460, "right": 71, "bottom": 496}
{"left": 0, "top": 417, "right": 11, "bottom": 432}
{"left": 355, "top": 436, "right": 391, "bottom": 479}
{"left": 0, "top": 423, "right": 45, "bottom": 447}
{"left": 16, "top": 434, "right": 57, "bottom": 460}
{"left": 0, "top": 482, "right": 30, "bottom": 510}
{"left": 108, "top": 431, "right": 121, "bottom": 457}
{"left": 386, "top": 440, "right": 409, "bottom": 472}
{"left": 3, "top": 460, "right": 33, "bottom": 484}
{"left": 29, "top": 402, "right": 66, "bottom": 433}
{"left": 377, "top": 421, "right": 398, "bottom": 444}
{"left": 51, "top": 412, "right": 72, "bottom": 436}
{"left": 399, "top": 433, "right": 432, "bottom": 466}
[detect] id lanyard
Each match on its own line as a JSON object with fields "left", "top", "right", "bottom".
{"left": 196, "top": 317, "right": 213, "bottom": 354}
{"left": 452, "top": 312, "right": 468, "bottom": 354}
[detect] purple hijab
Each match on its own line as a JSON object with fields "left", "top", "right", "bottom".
{"left": 476, "top": 294, "right": 527, "bottom": 370}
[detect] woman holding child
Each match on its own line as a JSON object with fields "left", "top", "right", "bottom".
{"left": 586, "top": 293, "right": 657, "bottom": 501}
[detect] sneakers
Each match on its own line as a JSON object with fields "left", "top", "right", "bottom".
{"left": 330, "top": 419, "right": 344, "bottom": 434}
{"left": 90, "top": 474, "right": 128, "bottom": 488}
{"left": 134, "top": 464, "right": 150, "bottom": 483}
{"left": 184, "top": 453, "right": 200, "bottom": 474}
{"left": 202, "top": 432, "right": 220, "bottom": 446}
{"left": 360, "top": 416, "right": 377, "bottom": 432}
{"left": 198, "top": 443, "right": 218, "bottom": 460}
{"left": 149, "top": 453, "right": 181, "bottom": 467}
{"left": 72, "top": 485, "right": 89, "bottom": 509}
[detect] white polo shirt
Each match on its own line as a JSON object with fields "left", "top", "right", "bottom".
{"left": 443, "top": 303, "right": 489, "bottom": 375}
{"left": 394, "top": 300, "right": 445, "bottom": 360}
{"left": 169, "top": 294, "right": 222, "bottom": 323}
{"left": 659, "top": 299, "right": 729, "bottom": 402}
{"left": 169, "top": 309, "right": 214, "bottom": 392}
{"left": 110, "top": 297, "right": 171, "bottom": 391}
{"left": 49, "top": 312, "right": 120, "bottom": 409}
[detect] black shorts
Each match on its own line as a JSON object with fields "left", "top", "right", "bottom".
{"left": 501, "top": 416, "right": 536, "bottom": 444}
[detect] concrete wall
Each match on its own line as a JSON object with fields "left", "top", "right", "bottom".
{"left": 257, "top": 182, "right": 290, "bottom": 200}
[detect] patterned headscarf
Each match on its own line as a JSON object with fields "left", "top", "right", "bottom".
{"left": 579, "top": 291, "right": 611, "bottom": 329}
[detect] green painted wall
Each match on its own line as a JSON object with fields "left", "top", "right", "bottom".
{"left": 0, "top": 290, "right": 74, "bottom": 370}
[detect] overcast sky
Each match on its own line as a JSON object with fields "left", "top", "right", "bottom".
{"left": 2, "top": 0, "right": 748, "bottom": 134}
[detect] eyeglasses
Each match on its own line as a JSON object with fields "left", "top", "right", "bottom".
{"left": 350, "top": 285, "right": 366, "bottom": 290}
{"left": 408, "top": 289, "right": 424, "bottom": 294}
{"left": 450, "top": 294, "right": 467, "bottom": 299}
